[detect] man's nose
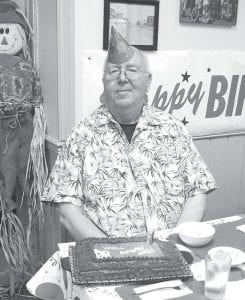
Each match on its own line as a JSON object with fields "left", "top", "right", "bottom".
{"left": 118, "top": 70, "right": 128, "bottom": 82}
{"left": 1, "top": 36, "right": 8, "bottom": 45}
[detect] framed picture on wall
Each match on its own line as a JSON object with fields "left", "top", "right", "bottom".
{"left": 103, "top": 0, "right": 159, "bottom": 50}
{"left": 179, "top": 0, "right": 238, "bottom": 26}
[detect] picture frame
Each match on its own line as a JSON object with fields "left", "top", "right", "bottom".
{"left": 179, "top": 0, "right": 238, "bottom": 26}
{"left": 103, "top": 0, "right": 159, "bottom": 50}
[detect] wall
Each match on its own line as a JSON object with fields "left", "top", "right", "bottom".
{"left": 38, "top": 0, "right": 59, "bottom": 141}
{"left": 74, "top": 0, "right": 245, "bottom": 123}
{"left": 74, "top": 0, "right": 245, "bottom": 52}
{"left": 36, "top": 0, "right": 60, "bottom": 257}
{"left": 196, "top": 135, "right": 245, "bottom": 220}
{"left": 74, "top": 0, "right": 245, "bottom": 221}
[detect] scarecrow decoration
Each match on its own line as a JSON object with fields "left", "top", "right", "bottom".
{"left": 0, "top": 0, "right": 47, "bottom": 293}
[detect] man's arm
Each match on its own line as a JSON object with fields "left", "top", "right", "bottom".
{"left": 58, "top": 203, "right": 107, "bottom": 241}
{"left": 177, "top": 193, "right": 207, "bottom": 225}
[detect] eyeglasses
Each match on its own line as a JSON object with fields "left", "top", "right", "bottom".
{"left": 104, "top": 67, "right": 149, "bottom": 80}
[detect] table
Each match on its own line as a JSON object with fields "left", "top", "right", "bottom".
{"left": 26, "top": 215, "right": 245, "bottom": 300}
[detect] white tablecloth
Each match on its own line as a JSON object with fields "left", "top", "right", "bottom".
{"left": 26, "top": 215, "right": 245, "bottom": 300}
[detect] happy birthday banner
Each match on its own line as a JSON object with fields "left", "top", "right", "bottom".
{"left": 78, "top": 51, "right": 245, "bottom": 138}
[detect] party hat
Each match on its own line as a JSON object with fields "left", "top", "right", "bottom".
{"left": 107, "top": 26, "right": 135, "bottom": 64}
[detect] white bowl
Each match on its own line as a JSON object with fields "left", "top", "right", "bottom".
{"left": 177, "top": 222, "right": 215, "bottom": 247}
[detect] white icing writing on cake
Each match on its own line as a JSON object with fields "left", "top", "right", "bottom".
{"left": 94, "top": 243, "right": 159, "bottom": 259}
{"left": 94, "top": 249, "right": 111, "bottom": 259}
{"left": 103, "top": 246, "right": 124, "bottom": 250}
{"left": 120, "top": 247, "right": 155, "bottom": 256}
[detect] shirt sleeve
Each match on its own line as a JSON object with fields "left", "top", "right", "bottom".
{"left": 41, "top": 126, "right": 85, "bottom": 207}
{"left": 177, "top": 121, "right": 217, "bottom": 198}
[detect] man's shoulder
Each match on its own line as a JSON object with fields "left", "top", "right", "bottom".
{"left": 144, "top": 105, "right": 190, "bottom": 139}
{"left": 144, "top": 105, "right": 183, "bottom": 126}
{"left": 77, "top": 105, "right": 101, "bottom": 123}
{"left": 74, "top": 105, "right": 107, "bottom": 133}
{"left": 61, "top": 106, "right": 105, "bottom": 148}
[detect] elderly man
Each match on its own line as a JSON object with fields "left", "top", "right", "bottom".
{"left": 42, "top": 27, "right": 216, "bottom": 240}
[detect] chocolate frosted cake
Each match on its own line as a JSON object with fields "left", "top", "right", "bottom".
{"left": 69, "top": 236, "right": 192, "bottom": 285}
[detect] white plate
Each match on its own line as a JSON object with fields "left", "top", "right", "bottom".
{"left": 208, "top": 247, "right": 245, "bottom": 266}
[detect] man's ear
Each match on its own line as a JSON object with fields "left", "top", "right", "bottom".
{"left": 146, "top": 73, "right": 152, "bottom": 92}
{"left": 100, "top": 92, "right": 105, "bottom": 104}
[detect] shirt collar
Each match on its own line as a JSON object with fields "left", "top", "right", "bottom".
{"left": 140, "top": 105, "right": 166, "bottom": 127}
{"left": 97, "top": 104, "right": 118, "bottom": 125}
{"left": 98, "top": 104, "right": 163, "bottom": 127}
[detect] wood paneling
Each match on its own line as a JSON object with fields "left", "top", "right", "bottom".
{"left": 195, "top": 135, "right": 245, "bottom": 220}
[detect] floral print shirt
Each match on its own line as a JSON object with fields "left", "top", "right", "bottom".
{"left": 42, "top": 104, "right": 217, "bottom": 237}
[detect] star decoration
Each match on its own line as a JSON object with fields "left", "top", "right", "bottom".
{"left": 181, "top": 71, "right": 191, "bottom": 82}
{"left": 181, "top": 117, "right": 189, "bottom": 126}
{"left": 207, "top": 67, "right": 211, "bottom": 72}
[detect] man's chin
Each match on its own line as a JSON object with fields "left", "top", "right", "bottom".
{"left": 115, "top": 98, "right": 135, "bottom": 107}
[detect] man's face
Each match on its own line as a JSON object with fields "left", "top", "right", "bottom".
{"left": 102, "top": 51, "right": 152, "bottom": 121}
